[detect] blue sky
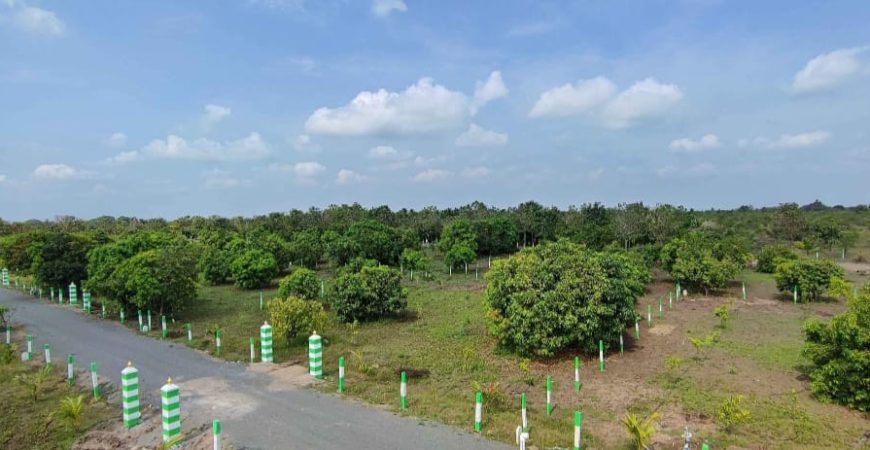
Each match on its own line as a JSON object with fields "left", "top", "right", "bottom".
{"left": 1, "top": 0, "right": 869, "bottom": 220}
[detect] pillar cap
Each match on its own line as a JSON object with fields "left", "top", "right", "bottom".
{"left": 127, "top": 360, "right": 133, "bottom": 367}
{"left": 167, "top": 377, "right": 172, "bottom": 384}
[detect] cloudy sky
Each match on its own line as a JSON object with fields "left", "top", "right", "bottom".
{"left": 1, "top": 0, "right": 869, "bottom": 220}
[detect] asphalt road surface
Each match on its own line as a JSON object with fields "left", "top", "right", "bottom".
{"left": 1, "top": 288, "right": 510, "bottom": 450}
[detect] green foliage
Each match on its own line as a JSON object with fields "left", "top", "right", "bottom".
{"left": 661, "top": 233, "right": 742, "bottom": 295}
{"left": 0, "top": 231, "right": 43, "bottom": 272}
{"left": 198, "top": 246, "right": 232, "bottom": 285}
{"left": 560, "top": 202, "right": 616, "bottom": 250}
{"left": 330, "top": 265, "right": 406, "bottom": 323}
{"left": 757, "top": 244, "right": 797, "bottom": 273}
{"left": 267, "top": 296, "right": 326, "bottom": 343}
{"left": 287, "top": 230, "right": 322, "bottom": 268}
{"left": 113, "top": 246, "right": 199, "bottom": 314}
{"left": 14, "top": 366, "right": 52, "bottom": 402}
{"left": 28, "top": 232, "right": 94, "bottom": 288}
{"left": 437, "top": 219, "right": 477, "bottom": 254}
{"left": 774, "top": 258, "right": 844, "bottom": 301}
{"left": 277, "top": 268, "right": 320, "bottom": 300}
{"left": 484, "top": 239, "right": 643, "bottom": 357}
{"left": 445, "top": 242, "right": 476, "bottom": 269}
{"left": 322, "top": 230, "right": 359, "bottom": 266}
{"left": 230, "top": 248, "right": 278, "bottom": 289}
{"left": 1, "top": 343, "right": 17, "bottom": 364}
{"left": 716, "top": 395, "right": 751, "bottom": 431}
{"left": 688, "top": 331, "right": 720, "bottom": 360}
{"left": 772, "top": 202, "right": 808, "bottom": 241}
{"left": 621, "top": 411, "right": 661, "bottom": 450}
{"left": 472, "top": 216, "right": 517, "bottom": 255}
{"left": 802, "top": 283, "right": 870, "bottom": 411}
{"left": 338, "top": 256, "right": 378, "bottom": 276}
{"left": 714, "top": 301, "right": 733, "bottom": 329}
{"left": 86, "top": 231, "right": 185, "bottom": 300}
{"left": 399, "top": 248, "right": 427, "bottom": 272}
{"left": 345, "top": 219, "right": 402, "bottom": 264}
{"left": 55, "top": 395, "right": 86, "bottom": 432}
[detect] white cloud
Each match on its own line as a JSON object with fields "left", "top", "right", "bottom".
{"left": 141, "top": 132, "right": 270, "bottom": 161}
{"left": 292, "top": 134, "right": 319, "bottom": 152}
{"left": 461, "top": 166, "right": 490, "bottom": 178}
{"left": 455, "top": 123, "right": 509, "bottom": 147}
{"left": 106, "top": 132, "right": 127, "bottom": 148}
{"left": 203, "top": 169, "right": 241, "bottom": 190}
{"left": 471, "top": 71, "right": 508, "bottom": 114}
{"left": 33, "top": 163, "right": 77, "bottom": 180}
{"left": 669, "top": 134, "right": 721, "bottom": 153}
{"left": 305, "top": 77, "right": 469, "bottom": 136}
{"left": 656, "top": 162, "right": 716, "bottom": 177}
{"left": 601, "top": 78, "right": 683, "bottom": 128}
{"left": 371, "top": 0, "right": 407, "bottom": 17}
{"left": 0, "top": 174, "right": 6, "bottom": 182}
{"left": 792, "top": 47, "right": 868, "bottom": 94}
{"left": 530, "top": 77, "right": 682, "bottom": 128}
{"left": 529, "top": 77, "right": 617, "bottom": 118}
{"left": 413, "top": 169, "right": 450, "bottom": 182}
{"left": 753, "top": 131, "right": 831, "bottom": 149}
{"left": 8, "top": 3, "right": 65, "bottom": 36}
{"left": 368, "top": 145, "right": 399, "bottom": 159}
{"left": 107, "top": 150, "right": 143, "bottom": 164}
{"left": 293, "top": 161, "right": 325, "bottom": 177}
{"left": 336, "top": 169, "right": 369, "bottom": 185}
{"left": 201, "top": 104, "right": 231, "bottom": 130}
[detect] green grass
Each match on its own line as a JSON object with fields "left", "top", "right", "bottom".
{"left": 0, "top": 349, "right": 114, "bottom": 450}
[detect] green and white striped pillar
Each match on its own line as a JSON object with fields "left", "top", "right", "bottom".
{"left": 137, "top": 310, "right": 143, "bottom": 332}
{"left": 701, "top": 440, "right": 710, "bottom": 450}
{"left": 50, "top": 287, "right": 55, "bottom": 301}
{"left": 215, "top": 330, "right": 221, "bottom": 354}
{"left": 308, "top": 332, "right": 322, "bottom": 379}
{"left": 520, "top": 392, "right": 528, "bottom": 431}
{"left": 101, "top": 303, "right": 106, "bottom": 319}
{"left": 742, "top": 282, "right": 747, "bottom": 301}
{"left": 474, "top": 391, "right": 483, "bottom": 432}
{"left": 619, "top": 334, "right": 624, "bottom": 354}
{"left": 249, "top": 337, "right": 255, "bottom": 363}
{"left": 67, "top": 354, "right": 74, "bottom": 385}
{"left": 259, "top": 292, "right": 263, "bottom": 311}
{"left": 320, "top": 279, "right": 325, "bottom": 298}
{"left": 647, "top": 305, "right": 652, "bottom": 327}
{"left": 213, "top": 419, "right": 221, "bottom": 450}
{"left": 147, "top": 310, "right": 152, "bottom": 332}
{"left": 186, "top": 323, "right": 192, "bottom": 342}
{"left": 59, "top": 288, "right": 63, "bottom": 303}
{"left": 546, "top": 375, "right": 553, "bottom": 415}
{"left": 676, "top": 282, "right": 681, "bottom": 301}
{"left": 598, "top": 340, "right": 604, "bottom": 372}
{"left": 69, "top": 282, "right": 77, "bottom": 305}
{"left": 1, "top": 268, "right": 7, "bottom": 286}
{"left": 574, "top": 356, "right": 580, "bottom": 391}
{"left": 161, "top": 315, "right": 167, "bottom": 339}
{"left": 260, "top": 322, "right": 273, "bottom": 363}
{"left": 658, "top": 297, "right": 663, "bottom": 318}
{"left": 120, "top": 309, "right": 125, "bottom": 324}
{"left": 83, "top": 290, "right": 91, "bottom": 313}
{"left": 26, "top": 334, "right": 32, "bottom": 360}
{"left": 400, "top": 371, "right": 408, "bottom": 410}
{"left": 635, "top": 321, "right": 640, "bottom": 340}
{"left": 669, "top": 292, "right": 673, "bottom": 309}
{"left": 90, "top": 362, "right": 100, "bottom": 399}
{"left": 121, "top": 362, "right": 140, "bottom": 429}
{"left": 161, "top": 377, "right": 181, "bottom": 444}
{"left": 338, "top": 356, "right": 346, "bottom": 393}
{"left": 43, "top": 343, "right": 51, "bottom": 367}
{"left": 573, "top": 411, "right": 583, "bottom": 450}
{"left": 5, "top": 324, "right": 11, "bottom": 345}
{"left": 793, "top": 286, "right": 798, "bottom": 304}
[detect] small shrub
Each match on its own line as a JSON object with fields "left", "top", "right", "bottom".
{"left": 472, "top": 380, "right": 508, "bottom": 413}
{"left": 716, "top": 395, "right": 751, "bottom": 431}
{"left": 621, "top": 411, "right": 661, "bottom": 450}
{"left": 1, "top": 344, "right": 17, "bottom": 364}
{"left": 14, "top": 366, "right": 52, "bottom": 401}
{"left": 756, "top": 245, "right": 796, "bottom": 273}
{"left": 277, "top": 268, "right": 320, "bottom": 301}
{"left": 330, "top": 266, "right": 406, "bottom": 323}
{"left": 267, "top": 296, "right": 327, "bottom": 343}
{"left": 713, "top": 301, "right": 733, "bottom": 329}
{"left": 518, "top": 358, "right": 534, "bottom": 385}
{"left": 55, "top": 395, "right": 86, "bottom": 432}
{"left": 199, "top": 246, "right": 232, "bottom": 285}
{"left": 774, "top": 258, "right": 844, "bottom": 301}
{"left": 230, "top": 249, "right": 278, "bottom": 289}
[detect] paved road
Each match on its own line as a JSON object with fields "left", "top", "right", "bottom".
{"left": 1, "top": 288, "right": 509, "bottom": 450}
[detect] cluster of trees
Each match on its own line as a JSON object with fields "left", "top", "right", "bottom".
{"left": 659, "top": 232, "right": 749, "bottom": 295}
{"left": 485, "top": 240, "right": 649, "bottom": 357}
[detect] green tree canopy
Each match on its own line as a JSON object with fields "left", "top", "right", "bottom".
{"left": 230, "top": 248, "right": 278, "bottom": 289}
{"left": 329, "top": 265, "right": 406, "bottom": 322}
{"left": 277, "top": 267, "right": 320, "bottom": 301}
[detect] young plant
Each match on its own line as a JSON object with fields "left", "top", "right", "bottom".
{"left": 55, "top": 395, "right": 86, "bottom": 432}
{"left": 688, "top": 331, "right": 720, "bottom": 361}
{"left": 716, "top": 395, "right": 751, "bottom": 431}
{"left": 621, "top": 410, "right": 661, "bottom": 450}
{"left": 14, "top": 366, "right": 52, "bottom": 401}
{"left": 713, "top": 300, "right": 734, "bottom": 329}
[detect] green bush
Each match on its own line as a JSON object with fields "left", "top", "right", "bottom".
{"left": 330, "top": 266, "right": 406, "bottom": 323}
{"left": 113, "top": 246, "right": 198, "bottom": 315}
{"left": 484, "top": 239, "right": 643, "bottom": 357}
{"left": 231, "top": 249, "right": 278, "bottom": 289}
{"left": 400, "top": 248, "right": 427, "bottom": 272}
{"left": 757, "top": 244, "right": 796, "bottom": 273}
{"left": 277, "top": 268, "right": 320, "bottom": 300}
{"left": 199, "top": 246, "right": 232, "bottom": 285}
{"left": 445, "top": 243, "right": 476, "bottom": 269}
{"left": 661, "top": 233, "right": 741, "bottom": 295}
{"left": 803, "top": 283, "right": 870, "bottom": 411}
{"left": 267, "top": 296, "right": 327, "bottom": 343}
{"left": 774, "top": 258, "right": 843, "bottom": 301}
{"left": 716, "top": 395, "right": 751, "bottom": 431}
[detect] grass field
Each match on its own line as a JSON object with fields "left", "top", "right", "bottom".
{"left": 0, "top": 344, "right": 115, "bottom": 450}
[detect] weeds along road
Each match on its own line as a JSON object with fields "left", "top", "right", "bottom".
{"left": 1, "top": 289, "right": 508, "bottom": 450}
